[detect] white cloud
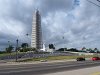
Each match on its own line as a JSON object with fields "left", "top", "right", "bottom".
{"left": 0, "top": 0, "right": 100, "bottom": 50}
{"left": 42, "top": 0, "right": 100, "bottom": 49}
{"left": 0, "top": 19, "right": 25, "bottom": 36}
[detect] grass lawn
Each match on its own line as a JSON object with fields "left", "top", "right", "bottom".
{"left": 18, "top": 55, "right": 96, "bottom": 62}
{"left": 0, "top": 52, "right": 99, "bottom": 62}
{"left": 0, "top": 52, "right": 25, "bottom": 57}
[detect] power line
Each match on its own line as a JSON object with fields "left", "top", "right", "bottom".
{"left": 87, "top": 0, "right": 100, "bottom": 8}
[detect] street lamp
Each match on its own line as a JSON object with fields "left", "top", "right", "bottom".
{"left": 16, "top": 39, "right": 18, "bottom": 62}
{"left": 62, "top": 35, "right": 66, "bottom": 52}
{"left": 7, "top": 41, "right": 10, "bottom": 50}
{"left": 8, "top": 41, "right": 10, "bottom": 46}
{"left": 26, "top": 33, "right": 29, "bottom": 48}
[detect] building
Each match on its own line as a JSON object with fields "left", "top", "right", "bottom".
{"left": 31, "top": 10, "right": 43, "bottom": 50}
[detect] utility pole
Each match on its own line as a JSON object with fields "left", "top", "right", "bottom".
{"left": 16, "top": 39, "right": 18, "bottom": 62}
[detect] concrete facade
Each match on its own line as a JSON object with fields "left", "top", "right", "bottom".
{"left": 31, "top": 10, "right": 43, "bottom": 49}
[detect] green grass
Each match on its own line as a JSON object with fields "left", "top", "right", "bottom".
{"left": 0, "top": 52, "right": 25, "bottom": 57}
{"left": 0, "top": 52, "right": 99, "bottom": 62}
{"left": 18, "top": 55, "right": 97, "bottom": 62}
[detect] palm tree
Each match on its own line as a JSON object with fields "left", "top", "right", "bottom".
{"left": 6, "top": 45, "right": 14, "bottom": 53}
{"left": 20, "top": 43, "right": 29, "bottom": 52}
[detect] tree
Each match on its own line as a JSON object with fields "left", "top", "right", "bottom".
{"left": 67, "top": 48, "right": 79, "bottom": 52}
{"left": 49, "top": 44, "right": 55, "bottom": 49}
{"left": 94, "top": 48, "right": 98, "bottom": 53}
{"left": 82, "top": 47, "right": 86, "bottom": 50}
{"left": 57, "top": 48, "right": 64, "bottom": 51}
{"left": 21, "top": 43, "right": 28, "bottom": 48}
{"left": 6, "top": 45, "right": 14, "bottom": 53}
{"left": 94, "top": 48, "right": 98, "bottom": 51}
{"left": 31, "top": 48, "right": 37, "bottom": 51}
{"left": 57, "top": 48, "right": 67, "bottom": 51}
{"left": 19, "top": 43, "right": 29, "bottom": 52}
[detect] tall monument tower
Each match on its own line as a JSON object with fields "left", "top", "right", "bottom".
{"left": 31, "top": 10, "right": 43, "bottom": 50}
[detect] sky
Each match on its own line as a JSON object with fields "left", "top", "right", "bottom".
{"left": 0, "top": 0, "right": 100, "bottom": 50}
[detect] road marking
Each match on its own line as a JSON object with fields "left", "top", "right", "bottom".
{"left": 91, "top": 72, "right": 100, "bottom": 75}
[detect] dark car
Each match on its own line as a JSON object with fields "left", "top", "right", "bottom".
{"left": 92, "top": 57, "right": 100, "bottom": 61}
{"left": 76, "top": 57, "right": 85, "bottom": 61}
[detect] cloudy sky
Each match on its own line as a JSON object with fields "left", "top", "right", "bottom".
{"left": 0, "top": 0, "right": 100, "bottom": 50}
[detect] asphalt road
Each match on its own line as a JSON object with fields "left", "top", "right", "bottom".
{"left": 0, "top": 60, "right": 100, "bottom": 75}
{"left": 45, "top": 66, "right": 100, "bottom": 75}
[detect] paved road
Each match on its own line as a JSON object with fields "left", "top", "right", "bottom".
{"left": 45, "top": 66, "right": 100, "bottom": 75}
{"left": 0, "top": 60, "right": 100, "bottom": 75}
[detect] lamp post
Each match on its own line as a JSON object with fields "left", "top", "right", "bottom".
{"left": 26, "top": 33, "right": 29, "bottom": 46}
{"left": 16, "top": 39, "right": 18, "bottom": 62}
{"left": 62, "top": 35, "right": 66, "bottom": 52}
{"left": 8, "top": 41, "right": 10, "bottom": 47}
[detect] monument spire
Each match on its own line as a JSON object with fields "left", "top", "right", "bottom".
{"left": 31, "top": 10, "right": 43, "bottom": 50}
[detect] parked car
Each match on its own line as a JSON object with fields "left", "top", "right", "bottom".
{"left": 92, "top": 57, "right": 100, "bottom": 61}
{"left": 76, "top": 57, "right": 85, "bottom": 61}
